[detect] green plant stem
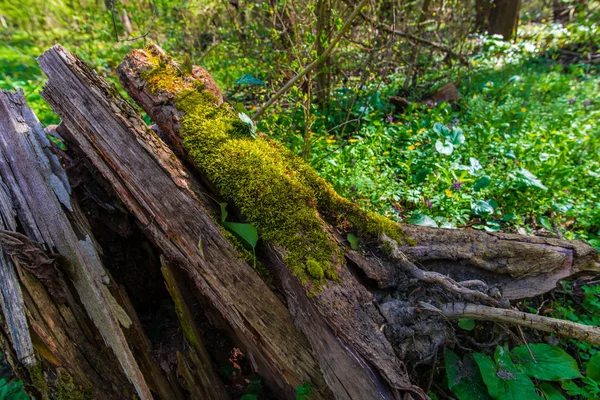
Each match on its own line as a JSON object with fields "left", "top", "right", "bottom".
{"left": 252, "top": 0, "right": 369, "bottom": 121}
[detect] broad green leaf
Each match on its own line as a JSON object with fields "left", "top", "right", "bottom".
{"left": 347, "top": 233, "right": 360, "bottom": 250}
{"left": 238, "top": 112, "right": 256, "bottom": 138}
{"left": 474, "top": 176, "right": 491, "bottom": 191}
{"left": 232, "top": 101, "right": 250, "bottom": 115}
{"left": 483, "top": 221, "right": 501, "bottom": 232}
{"left": 552, "top": 201, "right": 573, "bottom": 214}
{"left": 540, "top": 383, "right": 566, "bottom": 400}
{"left": 296, "top": 381, "right": 312, "bottom": 399}
{"left": 510, "top": 168, "right": 548, "bottom": 191}
{"left": 223, "top": 222, "right": 258, "bottom": 249}
{"left": 219, "top": 203, "right": 228, "bottom": 223}
{"left": 561, "top": 380, "right": 589, "bottom": 397}
{"left": 512, "top": 344, "right": 582, "bottom": 381}
{"left": 586, "top": 352, "right": 600, "bottom": 382}
{"left": 446, "top": 126, "right": 466, "bottom": 146}
{"left": 435, "top": 140, "right": 454, "bottom": 155}
{"left": 234, "top": 73, "right": 266, "bottom": 86}
{"left": 408, "top": 214, "right": 438, "bottom": 227}
{"left": 433, "top": 122, "right": 449, "bottom": 136}
{"left": 539, "top": 216, "right": 554, "bottom": 231}
{"left": 473, "top": 347, "right": 542, "bottom": 400}
{"left": 414, "top": 168, "right": 431, "bottom": 184}
{"left": 445, "top": 349, "right": 492, "bottom": 400}
{"left": 471, "top": 200, "right": 494, "bottom": 216}
{"left": 469, "top": 157, "right": 483, "bottom": 174}
{"left": 458, "top": 318, "right": 476, "bottom": 331}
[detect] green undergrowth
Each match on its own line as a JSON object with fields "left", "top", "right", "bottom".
{"left": 141, "top": 46, "right": 411, "bottom": 286}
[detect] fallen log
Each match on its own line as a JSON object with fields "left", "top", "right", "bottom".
{"left": 114, "top": 44, "right": 599, "bottom": 396}
{"left": 0, "top": 43, "right": 597, "bottom": 400}
{"left": 37, "top": 45, "right": 331, "bottom": 399}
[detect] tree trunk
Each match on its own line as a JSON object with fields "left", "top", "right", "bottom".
{"left": 0, "top": 44, "right": 597, "bottom": 400}
{"left": 488, "top": 0, "right": 522, "bottom": 40}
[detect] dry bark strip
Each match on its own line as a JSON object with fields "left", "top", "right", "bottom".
{"left": 0, "top": 182, "right": 35, "bottom": 367}
{"left": 38, "top": 45, "right": 331, "bottom": 399}
{"left": 0, "top": 89, "right": 149, "bottom": 398}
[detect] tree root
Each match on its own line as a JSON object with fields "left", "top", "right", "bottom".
{"left": 429, "top": 302, "right": 600, "bottom": 345}
{"left": 382, "top": 235, "right": 505, "bottom": 307}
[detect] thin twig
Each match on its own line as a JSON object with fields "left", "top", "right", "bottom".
{"left": 123, "top": 11, "right": 156, "bottom": 42}
{"left": 437, "top": 302, "right": 600, "bottom": 345}
{"left": 383, "top": 235, "right": 502, "bottom": 306}
{"left": 253, "top": 0, "right": 368, "bottom": 120}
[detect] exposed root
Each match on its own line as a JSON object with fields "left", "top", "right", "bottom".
{"left": 382, "top": 234, "right": 504, "bottom": 307}
{"left": 428, "top": 302, "right": 600, "bottom": 345}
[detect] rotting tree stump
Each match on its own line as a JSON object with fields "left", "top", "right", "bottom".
{"left": 0, "top": 44, "right": 597, "bottom": 400}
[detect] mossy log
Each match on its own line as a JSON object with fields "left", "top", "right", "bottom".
{"left": 0, "top": 44, "right": 598, "bottom": 400}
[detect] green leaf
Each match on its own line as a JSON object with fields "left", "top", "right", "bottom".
{"left": 471, "top": 200, "right": 494, "bottom": 216}
{"left": 474, "top": 176, "right": 491, "bottom": 191}
{"left": 446, "top": 126, "right": 465, "bottom": 146}
{"left": 539, "top": 383, "right": 566, "bottom": 400}
{"left": 433, "top": 122, "right": 449, "bottom": 136}
{"left": 469, "top": 157, "right": 483, "bottom": 175}
{"left": 347, "top": 233, "right": 360, "bottom": 250}
{"left": 512, "top": 344, "right": 582, "bottom": 381}
{"left": 232, "top": 101, "right": 250, "bottom": 115}
{"left": 586, "top": 352, "right": 600, "bottom": 382}
{"left": 473, "top": 346, "right": 542, "bottom": 400}
{"left": 414, "top": 168, "right": 431, "bottom": 184}
{"left": 444, "top": 349, "right": 492, "bottom": 400}
{"left": 296, "top": 381, "right": 312, "bottom": 398}
{"left": 435, "top": 140, "right": 454, "bottom": 155}
{"left": 234, "top": 73, "right": 266, "bottom": 86}
{"left": 552, "top": 201, "right": 573, "bottom": 214}
{"left": 510, "top": 168, "right": 548, "bottom": 191}
{"left": 219, "top": 203, "right": 228, "bottom": 223}
{"left": 223, "top": 222, "right": 258, "bottom": 249}
{"left": 240, "top": 395, "right": 258, "bottom": 400}
{"left": 561, "top": 380, "right": 588, "bottom": 397}
{"left": 183, "top": 54, "right": 193, "bottom": 75}
{"left": 539, "top": 216, "right": 554, "bottom": 231}
{"left": 47, "top": 134, "right": 67, "bottom": 151}
{"left": 458, "top": 318, "right": 476, "bottom": 331}
{"left": 408, "top": 214, "right": 438, "bottom": 227}
{"left": 238, "top": 112, "right": 256, "bottom": 138}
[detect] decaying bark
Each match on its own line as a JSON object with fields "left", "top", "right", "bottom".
{"left": 0, "top": 43, "right": 597, "bottom": 400}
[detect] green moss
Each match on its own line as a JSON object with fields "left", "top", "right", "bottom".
{"left": 29, "top": 365, "right": 48, "bottom": 398}
{"left": 306, "top": 259, "right": 324, "bottom": 280}
{"left": 56, "top": 372, "right": 93, "bottom": 400}
{"left": 141, "top": 46, "right": 412, "bottom": 285}
{"left": 27, "top": 366, "right": 91, "bottom": 400}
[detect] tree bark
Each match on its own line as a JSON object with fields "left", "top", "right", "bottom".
{"left": 0, "top": 44, "right": 597, "bottom": 400}
{"left": 488, "top": 0, "right": 522, "bottom": 40}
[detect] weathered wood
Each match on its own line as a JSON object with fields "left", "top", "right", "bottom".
{"left": 118, "top": 44, "right": 424, "bottom": 400}
{"left": 0, "top": 180, "right": 35, "bottom": 367}
{"left": 0, "top": 43, "right": 594, "bottom": 400}
{"left": 116, "top": 44, "right": 600, "bottom": 399}
{"left": 161, "top": 256, "right": 228, "bottom": 400}
{"left": 0, "top": 89, "right": 152, "bottom": 399}
{"left": 38, "top": 45, "right": 330, "bottom": 399}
